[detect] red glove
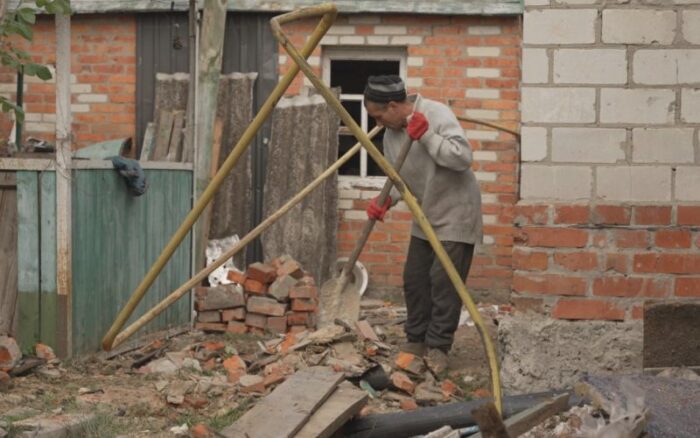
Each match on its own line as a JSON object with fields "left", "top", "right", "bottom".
{"left": 367, "top": 195, "right": 392, "bottom": 221}
{"left": 407, "top": 111, "right": 429, "bottom": 140}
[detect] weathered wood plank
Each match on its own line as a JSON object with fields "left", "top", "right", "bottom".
{"left": 221, "top": 367, "right": 344, "bottom": 438}
{"left": 152, "top": 110, "right": 175, "bottom": 161}
{"left": 140, "top": 122, "right": 156, "bottom": 161}
{"left": 504, "top": 393, "right": 569, "bottom": 437}
{"left": 39, "top": 172, "right": 57, "bottom": 348}
{"left": 0, "top": 171, "right": 16, "bottom": 186}
{"left": 294, "top": 381, "right": 368, "bottom": 438}
{"left": 0, "top": 158, "right": 56, "bottom": 171}
{"left": 0, "top": 176, "right": 19, "bottom": 336}
{"left": 16, "top": 171, "right": 40, "bottom": 349}
{"left": 166, "top": 110, "right": 185, "bottom": 162}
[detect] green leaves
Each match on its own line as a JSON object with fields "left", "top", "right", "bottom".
{"left": 0, "top": 97, "right": 24, "bottom": 123}
{"left": 24, "top": 63, "right": 52, "bottom": 80}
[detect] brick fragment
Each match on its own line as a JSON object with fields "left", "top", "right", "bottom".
{"left": 245, "top": 313, "right": 268, "bottom": 329}
{"left": 197, "top": 310, "right": 221, "bottom": 323}
{"left": 221, "top": 307, "right": 246, "bottom": 321}
{"left": 287, "top": 312, "right": 310, "bottom": 326}
{"left": 34, "top": 343, "right": 56, "bottom": 361}
{"left": 390, "top": 371, "right": 416, "bottom": 394}
{"left": 291, "top": 298, "right": 317, "bottom": 312}
{"left": 191, "top": 423, "right": 213, "bottom": 438}
{"left": 289, "top": 284, "right": 318, "bottom": 299}
{"left": 355, "top": 320, "right": 380, "bottom": 342}
{"left": 246, "top": 262, "right": 277, "bottom": 284}
{"left": 239, "top": 374, "right": 266, "bottom": 393}
{"left": 395, "top": 352, "right": 426, "bottom": 375}
{"left": 400, "top": 398, "right": 418, "bottom": 411}
{"left": 223, "top": 356, "right": 247, "bottom": 374}
{"left": 227, "top": 321, "right": 248, "bottom": 334}
{"left": 247, "top": 296, "right": 288, "bottom": 316}
{"left": 288, "top": 325, "right": 307, "bottom": 334}
{"left": 244, "top": 278, "right": 268, "bottom": 295}
{"left": 277, "top": 259, "right": 303, "bottom": 279}
{"left": 263, "top": 372, "right": 286, "bottom": 388}
{"left": 195, "top": 322, "right": 228, "bottom": 332}
{"left": 441, "top": 379, "right": 459, "bottom": 400}
{"left": 552, "top": 299, "right": 625, "bottom": 320}
{"left": 267, "top": 316, "right": 288, "bottom": 334}
{"left": 268, "top": 275, "right": 298, "bottom": 302}
{"left": 195, "top": 284, "right": 245, "bottom": 311}
{"left": 227, "top": 270, "right": 247, "bottom": 285}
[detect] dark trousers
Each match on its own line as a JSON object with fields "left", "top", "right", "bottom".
{"left": 403, "top": 236, "right": 475, "bottom": 352}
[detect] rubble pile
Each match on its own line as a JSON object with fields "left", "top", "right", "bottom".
{"left": 195, "top": 255, "right": 319, "bottom": 335}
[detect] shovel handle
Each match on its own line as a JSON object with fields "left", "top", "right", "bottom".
{"left": 339, "top": 134, "right": 414, "bottom": 279}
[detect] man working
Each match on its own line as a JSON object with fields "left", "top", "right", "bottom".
{"left": 363, "top": 75, "right": 483, "bottom": 374}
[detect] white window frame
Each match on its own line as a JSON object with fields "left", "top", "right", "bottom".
{"left": 322, "top": 46, "right": 407, "bottom": 182}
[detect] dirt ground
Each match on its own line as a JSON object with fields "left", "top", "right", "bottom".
{"left": 0, "top": 300, "right": 501, "bottom": 437}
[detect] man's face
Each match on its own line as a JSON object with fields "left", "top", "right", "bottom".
{"left": 365, "top": 101, "right": 406, "bottom": 131}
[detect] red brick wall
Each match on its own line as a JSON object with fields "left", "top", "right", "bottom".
{"left": 279, "top": 14, "right": 521, "bottom": 296}
{"left": 0, "top": 15, "right": 136, "bottom": 149}
{"left": 514, "top": 203, "right": 700, "bottom": 321}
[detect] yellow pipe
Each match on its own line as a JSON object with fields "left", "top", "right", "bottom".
{"left": 102, "top": 3, "right": 339, "bottom": 351}
{"left": 271, "top": 8, "right": 503, "bottom": 413}
{"left": 110, "top": 127, "right": 383, "bottom": 348}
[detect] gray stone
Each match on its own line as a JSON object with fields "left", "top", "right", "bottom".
{"left": 268, "top": 275, "right": 298, "bottom": 302}
{"left": 499, "top": 312, "right": 642, "bottom": 393}
{"left": 414, "top": 382, "right": 444, "bottom": 404}
{"left": 13, "top": 413, "right": 95, "bottom": 438}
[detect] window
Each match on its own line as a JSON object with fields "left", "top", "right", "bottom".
{"left": 322, "top": 47, "right": 407, "bottom": 178}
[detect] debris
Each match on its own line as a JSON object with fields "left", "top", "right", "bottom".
{"left": 355, "top": 320, "right": 380, "bottom": 342}
{"left": 424, "top": 425, "right": 460, "bottom": 438}
{"left": 400, "top": 398, "right": 418, "bottom": 411}
{"left": 294, "top": 381, "right": 368, "bottom": 438}
{"left": 390, "top": 371, "right": 416, "bottom": 395}
{"left": 0, "top": 335, "right": 21, "bottom": 370}
{"left": 12, "top": 413, "right": 95, "bottom": 437}
{"left": 169, "top": 423, "right": 189, "bottom": 436}
{"left": 0, "top": 371, "right": 9, "bottom": 391}
{"left": 415, "top": 381, "right": 444, "bottom": 405}
{"left": 395, "top": 352, "right": 426, "bottom": 375}
{"left": 34, "top": 344, "right": 56, "bottom": 362}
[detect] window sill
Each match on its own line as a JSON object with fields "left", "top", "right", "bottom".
{"left": 338, "top": 175, "right": 387, "bottom": 190}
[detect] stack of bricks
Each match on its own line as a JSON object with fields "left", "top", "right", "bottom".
{"left": 194, "top": 255, "right": 319, "bottom": 335}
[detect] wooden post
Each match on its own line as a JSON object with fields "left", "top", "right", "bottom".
{"left": 194, "top": 0, "right": 227, "bottom": 274}
{"left": 183, "top": 0, "right": 198, "bottom": 164}
{"left": 55, "top": 11, "right": 72, "bottom": 357}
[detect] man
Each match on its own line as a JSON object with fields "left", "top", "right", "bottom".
{"left": 363, "top": 75, "right": 483, "bottom": 375}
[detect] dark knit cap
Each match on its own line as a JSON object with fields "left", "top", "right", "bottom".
{"left": 364, "top": 75, "right": 407, "bottom": 103}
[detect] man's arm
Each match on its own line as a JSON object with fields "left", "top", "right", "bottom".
{"left": 418, "top": 107, "right": 473, "bottom": 171}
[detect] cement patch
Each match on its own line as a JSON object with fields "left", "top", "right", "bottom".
{"left": 498, "top": 312, "right": 642, "bottom": 394}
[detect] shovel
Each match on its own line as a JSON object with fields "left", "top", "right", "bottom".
{"left": 319, "top": 133, "right": 414, "bottom": 327}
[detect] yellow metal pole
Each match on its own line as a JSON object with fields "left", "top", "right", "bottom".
{"left": 102, "top": 3, "right": 339, "bottom": 351}
{"left": 270, "top": 10, "right": 503, "bottom": 413}
{"left": 110, "top": 127, "right": 382, "bottom": 348}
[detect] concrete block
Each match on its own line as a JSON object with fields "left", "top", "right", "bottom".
{"left": 554, "top": 49, "right": 627, "bottom": 84}
{"left": 391, "top": 36, "right": 423, "bottom": 45}
{"left": 366, "top": 36, "right": 389, "bottom": 45}
{"left": 374, "top": 25, "right": 407, "bottom": 35}
{"left": 600, "top": 89, "right": 676, "bottom": 124}
{"left": 552, "top": 128, "right": 626, "bottom": 163}
{"left": 682, "top": 10, "right": 700, "bottom": 44}
{"left": 339, "top": 36, "right": 364, "bottom": 45}
{"left": 522, "top": 48, "right": 549, "bottom": 84}
{"left": 466, "top": 89, "right": 500, "bottom": 99}
{"left": 676, "top": 167, "right": 700, "bottom": 201}
{"left": 521, "top": 126, "right": 548, "bottom": 162}
{"left": 632, "top": 128, "right": 695, "bottom": 163}
{"left": 524, "top": 0, "right": 549, "bottom": 5}
{"left": 465, "top": 109, "right": 499, "bottom": 120}
{"left": 499, "top": 313, "right": 641, "bottom": 393}
{"left": 522, "top": 87, "right": 596, "bottom": 123}
{"left": 643, "top": 301, "right": 700, "bottom": 368}
{"left": 327, "top": 25, "right": 356, "bottom": 35}
{"left": 602, "top": 10, "right": 676, "bottom": 44}
{"left": 520, "top": 164, "right": 592, "bottom": 200}
{"left": 467, "top": 47, "right": 500, "bottom": 57}
{"left": 524, "top": 9, "right": 597, "bottom": 44}
{"left": 634, "top": 50, "right": 700, "bottom": 85}
{"left": 681, "top": 88, "right": 700, "bottom": 123}
{"left": 466, "top": 68, "right": 500, "bottom": 78}
{"left": 596, "top": 166, "right": 672, "bottom": 202}
{"left": 407, "top": 57, "right": 424, "bottom": 66}
{"left": 468, "top": 26, "right": 501, "bottom": 35}
{"left": 76, "top": 93, "right": 108, "bottom": 103}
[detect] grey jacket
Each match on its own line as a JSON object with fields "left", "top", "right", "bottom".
{"left": 384, "top": 94, "right": 483, "bottom": 244}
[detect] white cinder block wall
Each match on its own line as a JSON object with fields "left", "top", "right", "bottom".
{"left": 521, "top": 0, "right": 700, "bottom": 202}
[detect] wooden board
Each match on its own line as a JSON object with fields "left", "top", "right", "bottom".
{"left": 39, "top": 172, "right": 57, "bottom": 348}
{"left": 166, "top": 110, "right": 185, "bottom": 162}
{"left": 0, "top": 172, "right": 18, "bottom": 336}
{"left": 152, "top": 110, "right": 175, "bottom": 161}
{"left": 16, "top": 171, "right": 40, "bottom": 348}
{"left": 221, "top": 367, "right": 344, "bottom": 438}
{"left": 140, "top": 122, "right": 156, "bottom": 161}
{"left": 294, "top": 381, "right": 368, "bottom": 438}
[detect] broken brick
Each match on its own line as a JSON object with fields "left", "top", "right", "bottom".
{"left": 226, "top": 321, "right": 248, "bottom": 334}
{"left": 226, "top": 270, "right": 247, "bottom": 285}
{"left": 248, "top": 327, "right": 265, "bottom": 336}
{"left": 267, "top": 316, "right": 288, "bottom": 334}
{"left": 195, "top": 284, "right": 245, "bottom": 311}
{"left": 247, "top": 296, "right": 288, "bottom": 316}
{"left": 245, "top": 313, "right": 267, "bottom": 329}
{"left": 202, "top": 342, "right": 225, "bottom": 352}
{"left": 288, "top": 325, "right": 307, "bottom": 334}
{"left": 289, "top": 284, "right": 318, "bottom": 299}
{"left": 197, "top": 310, "right": 221, "bottom": 323}
{"left": 268, "top": 275, "right": 298, "bottom": 302}
{"left": 391, "top": 371, "right": 416, "bottom": 394}
{"left": 291, "top": 298, "right": 317, "bottom": 312}
{"left": 239, "top": 374, "right": 266, "bottom": 393}
{"left": 191, "top": 423, "right": 213, "bottom": 438}
{"left": 441, "top": 379, "right": 459, "bottom": 400}
{"left": 286, "top": 312, "right": 310, "bottom": 326}
{"left": 263, "top": 372, "right": 286, "bottom": 388}
{"left": 246, "top": 262, "right": 277, "bottom": 284}
{"left": 400, "top": 398, "right": 418, "bottom": 411}
{"left": 185, "top": 396, "right": 209, "bottom": 409}
{"left": 472, "top": 388, "right": 492, "bottom": 399}
{"left": 355, "top": 320, "right": 380, "bottom": 342}
{"left": 365, "top": 345, "right": 379, "bottom": 356}
{"left": 223, "top": 355, "right": 247, "bottom": 374}
{"left": 195, "top": 322, "right": 228, "bottom": 332}
{"left": 277, "top": 259, "right": 303, "bottom": 279}
{"left": 395, "top": 352, "right": 426, "bottom": 375}
{"left": 0, "top": 335, "right": 21, "bottom": 370}
{"left": 264, "top": 361, "right": 294, "bottom": 376}
{"left": 221, "top": 308, "right": 246, "bottom": 321}
{"left": 35, "top": 343, "right": 56, "bottom": 361}
{"left": 202, "top": 358, "right": 217, "bottom": 372}
{"left": 244, "top": 278, "right": 268, "bottom": 295}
